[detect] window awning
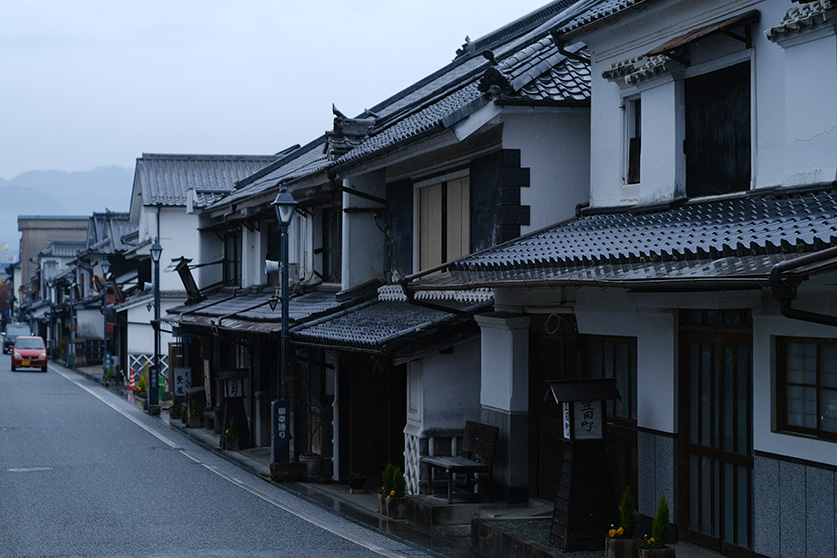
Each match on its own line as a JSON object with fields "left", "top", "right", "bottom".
{"left": 646, "top": 10, "right": 760, "bottom": 62}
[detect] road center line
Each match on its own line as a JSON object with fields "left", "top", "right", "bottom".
{"left": 54, "top": 367, "right": 408, "bottom": 558}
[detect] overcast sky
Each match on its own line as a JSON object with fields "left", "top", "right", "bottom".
{"left": 0, "top": 1, "right": 550, "bottom": 181}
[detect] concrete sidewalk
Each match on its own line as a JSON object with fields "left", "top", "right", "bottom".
{"left": 71, "top": 364, "right": 723, "bottom": 558}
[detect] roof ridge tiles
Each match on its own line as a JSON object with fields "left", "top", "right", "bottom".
{"left": 451, "top": 187, "right": 837, "bottom": 272}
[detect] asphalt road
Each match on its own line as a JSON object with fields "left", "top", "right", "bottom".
{"left": 0, "top": 354, "right": 442, "bottom": 558}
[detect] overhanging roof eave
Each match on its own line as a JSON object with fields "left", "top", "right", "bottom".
{"left": 410, "top": 275, "right": 773, "bottom": 292}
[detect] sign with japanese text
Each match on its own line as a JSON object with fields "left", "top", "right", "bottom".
{"left": 562, "top": 401, "right": 572, "bottom": 439}
{"left": 572, "top": 399, "right": 602, "bottom": 439}
{"left": 172, "top": 368, "right": 189, "bottom": 398}
{"left": 226, "top": 378, "right": 243, "bottom": 398}
{"left": 272, "top": 399, "right": 289, "bottom": 463}
{"left": 203, "top": 360, "right": 211, "bottom": 407}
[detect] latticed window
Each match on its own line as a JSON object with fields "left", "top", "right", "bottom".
{"left": 778, "top": 338, "right": 837, "bottom": 440}
{"left": 586, "top": 336, "right": 637, "bottom": 420}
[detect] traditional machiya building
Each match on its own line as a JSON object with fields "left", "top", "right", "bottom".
{"left": 124, "top": 153, "right": 280, "bottom": 396}
{"left": 409, "top": 1, "right": 837, "bottom": 557}
{"left": 175, "top": 0, "right": 595, "bottom": 493}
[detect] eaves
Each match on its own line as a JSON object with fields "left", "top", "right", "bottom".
{"left": 332, "top": 125, "right": 452, "bottom": 178}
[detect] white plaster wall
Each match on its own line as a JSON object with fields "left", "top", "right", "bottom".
{"left": 476, "top": 314, "right": 530, "bottom": 413}
{"left": 406, "top": 339, "right": 481, "bottom": 430}
{"left": 197, "top": 226, "right": 224, "bottom": 289}
{"left": 341, "top": 174, "right": 386, "bottom": 290}
{"left": 125, "top": 300, "right": 178, "bottom": 354}
{"left": 76, "top": 307, "right": 102, "bottom": 339}
{"left": 753, "top": 292, "right": 837, "bottom": 466}
{"left": 638, "top": 78, "right": 685, "bottom": 205}
{"left": 589, "top": 62, "right": 630, "bottom": 208}
{"left": 636, "top": 308, "right": 678, "bottom": 433}
{"left": 241, "top": 226, "right": 263, "bottom": 289}
{"left": 575, "top": 287, "right": 637, "bottom": 336}
{"left": 154, "top": 210, "right": 204, "bottom": 292}
{"left": 500, "top": 108, "right": 591, "bottom": 230}
{"left": 781, "top": 29, "right": 837, "bottom": 186}
{"left": 754, "top": 0, "right": 789, "bottom": 188}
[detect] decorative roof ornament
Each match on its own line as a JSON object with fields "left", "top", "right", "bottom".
{"left": 323, "top": 104, "right": 376, "bottom": 161}
{"left": 766, "top": 0, "right": 836, "bottom": 42}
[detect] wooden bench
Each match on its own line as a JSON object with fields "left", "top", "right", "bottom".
{"left": 421, "top": 421, "right": 499, "bottom": 504}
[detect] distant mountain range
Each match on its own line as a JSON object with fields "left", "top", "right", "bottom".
{"left": 0, "top": 166, "right": 134, "bottom": 262}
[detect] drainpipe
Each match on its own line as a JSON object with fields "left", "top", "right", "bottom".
{"left": 769, "top": 246, "right": 837, "bottom": 327}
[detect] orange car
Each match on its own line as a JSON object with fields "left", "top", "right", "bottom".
{"left": 11, "top": 336, "right": 48, "bottom": 372}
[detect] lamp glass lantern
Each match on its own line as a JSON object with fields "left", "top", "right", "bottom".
{"left": 101, "top": 256, "right": 111, "bottom": 276}
{"left": 272, "top": 188, "right": 298, "bottom": 227}
{"left": 150, "top": 241, "right": 163, "bottom": 263}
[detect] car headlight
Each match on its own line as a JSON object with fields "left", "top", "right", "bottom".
{"left": 39, "top": 352, "right": 46, "bottom": 359}
{"left": 13, "top": 352, "right": 21, "bottom": 358}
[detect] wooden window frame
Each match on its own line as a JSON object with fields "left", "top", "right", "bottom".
{"left": 223, "top": 230, "right": 241, "bottom": 287}
{"left": 776, "top": 336, "right": 837, "bottom": 442}
{"left": 414, "top": 170, "right": 470, "bottom": 272}
{"left": 625, "top": 97, "right": 641, "bottom": 185}
{"left": 583, "top": 335, "right": 638, "bottom": 422}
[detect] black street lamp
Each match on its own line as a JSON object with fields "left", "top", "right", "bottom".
{"left": 270, "top": 186, "right": 297, "bottom": 464}
{"left": 68, "top": 282, "right": 76, "bottom": 368}
{"left": 150, "top": 239, "right": 163, "bottom": 413}
{"left": 101, "top": 256, "right": 111, "bottom": 384}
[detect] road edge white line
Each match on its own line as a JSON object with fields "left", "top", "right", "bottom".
{"left": 53, "top": 367, "right": 408, "bottom": 558}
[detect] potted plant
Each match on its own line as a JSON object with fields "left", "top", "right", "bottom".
{"left": 170, "top": 394, "right": 181, "bottom": 420}
{"left": 378, "top": 463, "right": 407, "bottom": 519}
{"left": 348, "top": 472, "right": 366, "bottom": 492}
{"left": 224, "top": 416, "right": 239, "bottom": 451}
{"left": 637, "top": 494, "right": 675, "bottom": 558}
{"left": 137, "top": 374, "right": 148, "bottom": 397}
{"left": 606, "top": 486, "right": 639, "bottom": 558}
{"left": 188, "top": 396, "right": 202, "bottom": 428}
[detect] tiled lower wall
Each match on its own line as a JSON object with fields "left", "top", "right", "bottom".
{"left": 754, "top": 454, "right": 837, "bottom": 558}
{"left": 637, "top": 430, "right": 678, "bottom": 524}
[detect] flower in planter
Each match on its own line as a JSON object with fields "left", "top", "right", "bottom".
{"left": 225, "top": 416, "right": 237, "bottom": 439}
{"left": 379, "top": 463, "right": 406, "bottom": 499}
{"left": 636, "top": 493, "right": 671, "bottom": 550}
{"left": 608, "top": 486, "right": 637, "bottom": 539}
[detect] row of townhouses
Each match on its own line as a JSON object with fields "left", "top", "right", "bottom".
{"left": 11, "top": 1, "right": 837, "bottom": 556}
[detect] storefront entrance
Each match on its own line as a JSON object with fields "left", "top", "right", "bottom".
{"left": 529, "top": 315, "right": 637, "bottom": 502}
{"left": 679, "top": 310, "right": 754, "bottom": 557}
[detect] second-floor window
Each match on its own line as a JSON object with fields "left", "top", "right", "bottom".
{"left": 320, "top": 207, "right": 341, "bottom": 283}
{"left": 224, "top": 230, "right": 241, "bottom": 286}
{"left": 416, "top": 173, "right": 470, "bottom": 271}
{"left": 626, "top": 98, "right": 641, "bottom": 185}
{"left": 685, "top": 61, "right": 751, "bottom": 198}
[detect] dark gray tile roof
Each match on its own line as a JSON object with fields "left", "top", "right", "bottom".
{"left": 559, "top": 0, "right": 648, "bottom": 34}
{"left": 500, "top": 40, "right": 591, "bottom": 101}
{"left": 290, "top": 287, "right": 491, "bottom": 357}
{"left": 766, "top": 1, "right": 836, "bottom": 42}
{"left": 413, "top": 188, "right": 837, "bottom": 289}
{"left": 205, "top": 141, "right": 329, "bottom": 210}
{"left": 85, "top": 211, "right": 136, "bottom": 254}
{"left": 136, "top": 154, "right": 279, "bottom": 207}
{"left": 334, "top": 43, "right": 592, "bottom": 170}
{"left": 40, "top": 240, "right": 86, "bottom": 258}
{"left": 170, "top": 286, "right": 343, "bottom": 334}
